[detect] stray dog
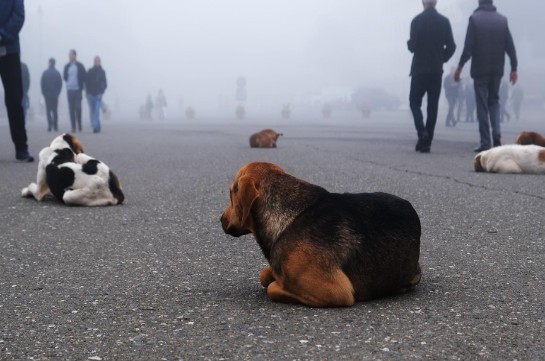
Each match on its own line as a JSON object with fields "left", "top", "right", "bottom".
{"left": 249, "top": 129, "right": 283, "bottom": 148}
{"left": 220, "top": 162, "right": 422, "bottom": 307}
{"left": 474, "top": 144, "right": 545, "bottom": 174}
{"left": 22, "top": 134, "right": 125, "bottom": 206}
{"left": 515, "top": 131, "right": 545, "bottom": 147}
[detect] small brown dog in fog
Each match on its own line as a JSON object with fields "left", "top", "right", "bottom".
{"left": 516, "top": 131, "right": 545, "bottom": 147}
{"left": 220, "top": 162, "right": 422, "bottom": 307}
{"left": 249, "top": 129, "right": 283, "bottom": 148}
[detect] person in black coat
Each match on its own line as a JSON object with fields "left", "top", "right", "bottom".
{"left": 85, "top": 56, "right": 107, "bottom": 133}
{"left": 41, "top": 58, "right": 62, "bottom": 131}
{"left": 407, "top": 0, "right": 456, "bottom": 153}
{"left": 455, "top": 0, "right": 518, "bottom": 152}
{"left": 63, "top": 49, "right": 86, "bottom": 132}
{"left": 0, "top": 0, "right": 33, "bottom": 161}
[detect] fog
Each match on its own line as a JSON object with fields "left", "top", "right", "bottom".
{"left": 19, "top": 0, "right": 545, "bottom": 118}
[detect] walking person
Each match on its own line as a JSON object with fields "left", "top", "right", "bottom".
{"left": 63, "top": 49, "right": 86, "bottom": 133}
{"left": 455, "top": 0, "right": 518, "bottom": 152}
{"left": 443, "top": 68, "right": 459, "bottom": 127}
{"left": 20, "top": 60, "right": 29, "bottom": 119}
{"left": 408, "top": 0, "right": 456, "bottom": 153}
{"left": 85, "top": 56, "right": 107, "bottom": 133}
{"left": 0, "top": 0, "right": 33, "bottom": 161}
{"left": 40, "top": 58, "right": 62, "bottom": 132}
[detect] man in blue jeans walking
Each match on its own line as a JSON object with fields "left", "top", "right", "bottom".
{"left": 0, "top": 0, "right": 33, "bottom": 162}
{"left": 455, "top": 0, "right": 518, "bottom": 152}
{"left": 85, "top": 56, "right": 107, "bottom": 133}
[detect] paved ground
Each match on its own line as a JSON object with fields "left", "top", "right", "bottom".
{"left": 1, "top": 111, "right": 544, "bottom": 360}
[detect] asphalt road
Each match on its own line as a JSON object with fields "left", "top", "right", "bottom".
{"left": 1, "top": 112, "right": 544, "bottom": 360}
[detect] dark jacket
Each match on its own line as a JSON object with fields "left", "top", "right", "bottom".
{"left": 63, "top": 61, "right": 86, "bottom": 92}
{"left": 20, "top": 61, "right": 29, "bottom": 95}
{"left": 408, "top": 7, "right": 456, "bottom": 76}
{"left": 41, "top": 67, "right": 63, "bottom": 98}
{"left": 85, "top": 66, "right": 107, "bottom": 96}
{"left": 0, "top": 0, "right": 24, "bottom": 55}
{"left": 458, "top": 4, "right": 518, "bottom": 78}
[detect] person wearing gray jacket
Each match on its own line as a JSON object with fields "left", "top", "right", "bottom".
{"left": 454, "top": 0, "right": 518, "bottom": 152}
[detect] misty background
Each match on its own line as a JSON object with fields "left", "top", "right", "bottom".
{"left": 18, "top": 0, "right": 545, "bottom": 119}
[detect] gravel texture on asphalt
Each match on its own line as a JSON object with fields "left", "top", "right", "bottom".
{"left": 1, "top": 114, "right": 544, "bottom": 360}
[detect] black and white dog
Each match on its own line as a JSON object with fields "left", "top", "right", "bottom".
{"left": 22, "top": 134, "right": 125, "bottom": 206}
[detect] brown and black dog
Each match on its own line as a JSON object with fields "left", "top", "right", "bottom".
{"left": 516, "top": 131, "right": 545, "bottom": 147}
{"left": 220, "top": 162, "right": 422, "bottom": 307}
{"left": 249, "top": 129, "right": 283, "bottom": 148}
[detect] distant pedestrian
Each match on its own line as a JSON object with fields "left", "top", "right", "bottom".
{"left": 455, "top": 0, "right": 518, "bottom": 152}
{"left": 408, "top": 0, "right": 456, "bottom": 153}
{"left": 511, "top": 85, "right": 524, "bottom": 121}
{"left": 0, "top": 0, "right": 33, "bottom": 161}
{"left": 443, "top": 68, "right": 460, "bottom": 127}
{"left": 63, "top": 49, "right": 86, "bottom": 133}
{"left": 40, "top": 58, "right": 62, "bottom": 132}
{"left": 86, "top": 56, "right": 107, "bottom": 133}
{"left": 499, "top": 81, "right": 510, "bottom": 123}
{"left": 20, "top": 60, "right": 29, "bottom": 118}
{"left": 464, "top": 81, "right": 476, "bottom": 123}
{"left": 156, "top": 89, "right": 167, "bottom": 120}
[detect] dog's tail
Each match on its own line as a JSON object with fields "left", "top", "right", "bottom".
{"left": 108, "top": 170, "right": 125, "bottom": 205}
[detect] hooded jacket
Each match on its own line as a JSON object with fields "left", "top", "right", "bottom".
{"left": 458, "top": 4, "right": 518, "bottom": 78}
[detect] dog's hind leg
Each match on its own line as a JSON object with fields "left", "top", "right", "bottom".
{"left": 63, "top": 188, "right": 115, "bottom": 206}
{"left": 259, "top": 266, "right": 275, "bottom": 287}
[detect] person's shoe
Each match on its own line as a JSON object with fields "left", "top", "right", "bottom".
{"left": 16, "top": 150, "right": 34, "bottom": 162}
{"left": 71, "top": 128, "right": 76, "bottom": 133}
{"left": 420, "top": 145, "right": 431, "bottom": 153}
{"left": 47, "top": 127, "right": 52, "bottom": 132}
{"left": 474, "top": 145, "right": 490, "bottom": 153}
{"left": 493, "top": 139, "right": 502, "bottom": 147}
{"left": 415, "top": 138, "right": 424, "bottom": 152}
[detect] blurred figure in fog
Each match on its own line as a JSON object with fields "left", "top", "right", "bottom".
{"left": 86, "top": 56, "right": 107, "bottom": 133}
{"left": 20, "top": 60, "right": 29, "bottom": 119}
{"left": 156, "top": 89, "right": 167, "bottom": 120}
{"left": 40, "top": 58, "right": 62, "bottom": 132}
{"left": 63, "top": 49, "right": 86, "bottom": 132}
{"left": 408, "top": 0, "right": 456, "bottom": 153}
{"left": 499, "top": 80, "right": 510, "bottom": 123}
{"left": 236, "top": 104, "right": 245, "bottom": 120}
{"left": 322, "top": 103, "right": 332, "bottom": 119}
{"left": 281, "top": 104, "right": 291, "bottom": 120}
{"left": 455, "top": 0, "right": 518, "bottom": 152}
{"left": 511, "top": 85, "right": 524, "bottom": 121}
{"left": 464, "top": 80, "right": 476, "bottom": 123}
{"left": 185, "top": 106, "right": 195, "bottom": 120}
{"left": 443, "top": 68, "right": 459, "bottom": 127}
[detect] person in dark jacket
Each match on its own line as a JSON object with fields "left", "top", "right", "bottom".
{"left": 20, "top": 60, "right": 29, "bottom": 119}
{"left": 408, "top": 0, "right": 456, "bottom": 153}
{"left": 41, "top": 58, "right": 62, "bottom": 132}
{"left": 0, "top": 0, "right": 33, "bottom": 162}
{"left": 63, "top": 49, "right": 86, "bottom": 133}
{"left": 455, "top": 0, "right": 518, "bottom": 152}
{"left": 85, "top": 56, "right": 107, "bottom": 133}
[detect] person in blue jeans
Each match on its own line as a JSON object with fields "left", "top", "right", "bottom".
{"left": 0, "top": 0, "right": 33, "bottom": 162}
{"left": 85, "top": 56, "right": 107, "bottom": 133}
{"left": 455, "top": 0, "right": 518, "bottom": 152}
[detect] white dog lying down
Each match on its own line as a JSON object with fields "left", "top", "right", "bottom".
{"left": 474, "top": 144, "right": 545, "bottom": 174}
{"left": 22, "top": 134, "right": 125, "bottom": 206}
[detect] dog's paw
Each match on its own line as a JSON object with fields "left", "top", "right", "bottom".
{"left": 21, "top": 187, "right": 31, "bottom": 198}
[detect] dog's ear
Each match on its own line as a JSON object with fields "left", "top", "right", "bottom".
{"left": 236, "top": 175, "right": 260, "bottom": 224}
{"left": 474, "top": 155, "right": 484, "bottom": 172}
{"left": 63, "top": 134, "right": 84, "bottom": 154}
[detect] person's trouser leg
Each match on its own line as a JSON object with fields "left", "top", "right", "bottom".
{"left": 92, "top": 94, "right": 102, "bottom": 132}
{"left": 75, "top": 91, "right": 82, "bottom": 131}
{"left": 488, "top": 76, "right": 502, "bottom": 145}
{"left": 425, "top": 74, "right": 442, "bottom": 146}
{"left": 446, "top": 98, "right": 455, "bottom": 126}
{"left": 474, "top": 77, "right": 491, "bottom": 149}
{"left": 45, "top": 96, "right": 53, "bottom": 130}
{"left": 67, "top": 90, "right": 77, "bottom": 132}
{"left": 409, "top": 75, "right": 427, "bottom": 138}
{"left": 0, "top": 54, "right": 29, "bottom": 152}
{"left": 51, "top": 96, "right": 58, "bottom": 131}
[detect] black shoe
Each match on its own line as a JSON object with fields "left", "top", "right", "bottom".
{"left": 493, "top": 139, "right": 502, "bottom": 147}
{"left": 474, "top": 146, "right": 490, "bottom": 153}
{"left": 16, "top": 150, "right": 34, "bottom": 162}
{"left": 420, "top": 145, "right": 431, "bottom": 153}
{"left": 415, "top": 138, "right": 424, "bottom": 152}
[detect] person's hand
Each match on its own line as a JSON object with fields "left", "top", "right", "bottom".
{"left": 454, "top": 67, "right": 462, "bottom": 82}
{"left": 510, "top": 71, "right": 518, "bottom": 85}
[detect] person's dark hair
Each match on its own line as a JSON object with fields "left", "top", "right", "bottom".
{"left": 70, "top": 49, "right": 77, "bottom": 56}
{"left": 49, "top": 58, "right": 55, "bottom": 66}
{"left": 479, "top": 0, "right": 493, "bottom": 4}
